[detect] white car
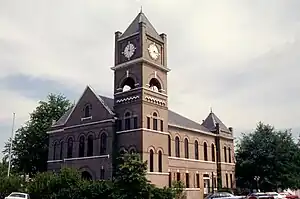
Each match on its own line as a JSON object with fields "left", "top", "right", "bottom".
{"left": 5, "top": 192, "right": 30, "bottom": 199}
{"left": 266, "top": 192, "right": 283, "bottom": 199}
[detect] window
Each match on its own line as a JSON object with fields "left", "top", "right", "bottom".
{"left": 100, "top": 168, "right": 105, "bottom": 180}
{"left": 100, "top": 133, "right": 107, "bottom": 155}
{"left": 175, "top": 137, "right": 180, "bottom": 157}
{"left": 125, "top": 112, "right": 131, "bottom": 130}
{"left": 184, "top": 138, "right": 189, "bottom": 158}
{"left": 84, "top": 104, "right": 91, "bottom": 117}
{"left": 158, "top": 150, "right": 162, "bottom": 172}
{"left": 186, "top": 173, "right": 190, "bottom": 188}
{"left": 168, "top": 135, "right": 171, "bottom": 156}
{"left": 211, "top": 144, "right": 215, "bottom": 162}
{"left": 228, "top": 147, "right": 232, "bottom": 163}
{"left": 160, "top": 120, "right": 164, "bottom": 131}
{"left": 204, "top": 142, "right": 208, "bottom": 161}
{"left": 87, "top": 135, "right": 93, "bottom": 156}
{"left": 196, "top": 173, "right": 200, "bottom": 188}
{"left": 153, "top": 112, "right": 158, "bottom": 130}
{"left": 226, "top": 173, "right": 229, "bottom": 188}
{"left": 176, "top": 172, "right": 180, "bottom": 181}
{"left": 169, "top": 172, "right": 172, "bottom": 187}
{"left": 67, "top": 138, "right": 73, "bottom": 158}
{"left": 149, "top": 149, "right": 154, "bottom": 172}
{"left": 129, "top": 148, "right": 136, "bottom": 154}
{"left": 230, "top": 174, "right": 233, "bottom": 188}
{"left": 224, "top": 146, "right": 227, "bottom": 162}
{"left": 147, "top": 117, "right": 150, "bottom": 129}
{"left": 133, "top": 117, "right": 138, "bottom": 129}
{"left": 195, "top": 140, "right": 199, "bottom": 160}
{"left": 53, "top": 142, "right": 57, "bottom": 160}
{"left": 60, "top": 142, "right": 64, "bottom": 159}
{"left": 79, "top": 136, "right": 85, "bottom": 157}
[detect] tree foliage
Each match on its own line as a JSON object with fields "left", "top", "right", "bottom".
{"left": 3, "top": 94, "right": 72, "bottom": 176}
{"left": 235, "top": 122, "right": 300, "bottom": 191}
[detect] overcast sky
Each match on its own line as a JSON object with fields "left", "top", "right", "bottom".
{"left": 1, "top": 0, "right": 300, "bottom": 155}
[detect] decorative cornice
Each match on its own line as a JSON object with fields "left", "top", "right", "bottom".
{"left": 116, "top": 128, "right": 170, "bottom": 135}
{"left": 145, "top": 95, "right": 166, "bottom": 106}
{"left": 116, "top": 95, "right": 139, "bottom": 104}
{"left": 168, "top": 156, "right": 216, "bottom": 164}
{"left": 63, "top": 154, "right": 109, "bottom": 162}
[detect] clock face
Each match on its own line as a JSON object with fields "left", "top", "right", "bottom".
{"left": 148, "top": 43, "right": 160, "bottom": 60}
{"left": 122, "top": 41, "right": 136, "bottom": 60}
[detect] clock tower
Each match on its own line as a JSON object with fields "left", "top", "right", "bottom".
{"left": 111, "top": 10, "right": 170, "bottom": 186}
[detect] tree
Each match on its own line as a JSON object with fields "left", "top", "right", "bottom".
{"left": 235, "top": 122, "right": 300, "bottom": 191}
{"left": 3, "top": 94, "right": 72, "bottom": 176}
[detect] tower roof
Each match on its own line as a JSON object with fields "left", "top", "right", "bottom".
{"left": 201, "top": 111, "right": 230, "bottom": 133}
{"left": 119, "top": 11, "right": 163, "bottom": 42}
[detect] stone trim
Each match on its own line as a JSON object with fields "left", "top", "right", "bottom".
{"left": 116, "top": 128, "right": 169, "bottom": 135}
{"left": 47, "top": 160, "right": 63, "bottom": 163}
{"left": 147, "top": 172, "right": 169, "bottom": 175}
{"left": 64, "top": 154, "right": 109, "bottom": 161}
{"left": 168, "top": 156, "right": 215, "bottom": 164}
{"left": 220, "top": 162, "right": 235, "bottom": 166}
{"left": 81, "top": 116, "right": 92, "bottom": 121}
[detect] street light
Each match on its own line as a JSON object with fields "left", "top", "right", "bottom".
{"left": 254, "top": 176, "right": 260, "bottom": 191}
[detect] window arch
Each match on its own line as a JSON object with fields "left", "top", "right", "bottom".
{"left": 129, "top": 147, "right": 136, "bottom": 154}
{"left": 122, "top": 77, "right": 136, "bottom": 92}
{"left": 158, "top": 150, "right": 163, "bottom": 172}
{"left": 211, "top": 143, "right": 215, "bottom": 162}
{"left": 194, "top": 140, "right": 199, "bottom": 160}
{"left": 149, "top": 149, "right": 154, "bottom": 172}
{"left": 84, "top": 104, "right": 91, "bottom": 117}
{"left": 60, "top": 141, "right": 64, "bottom": 159}
{"left": 124, "top": 112, "right": 131, "bottom": 130}
{"left": 228, "top": 147, "right": 231, "bottom": 163}
{"left": 53, "top": 142, "right": 57, "bottom": 160}
{"left": 79, "top": 136, "right": 85, "bottom": 157}
{"left": 67, "top": 137, "right": 73, "bottom": 158}
{"left": 100, "top": 133, "right": 107, "bottom": 155}
{"left": 175, "top": 136, "right": 180, "bottom": 157}
{"left": 203, "top": 142, "right": 208, "bottom": 161}
{"left": 184, "top": 138, "right": 189, "bottom": 158}
{"left": 87, "top": 135, "right": 93, "bottom": 156}
{"left": 81, "top": 171, "right": 92, "bottom": 181}
{"left": 153, "top": 112, "right": 158, "bottom": 130}
{"left": 168, "top": 135, "right": 171, "bottom": 156}
{"left": 149, "top": 78, "right": 162, "bottom": 92}
{"left": 224, "top": 146, "right": 227, "bottom": 162}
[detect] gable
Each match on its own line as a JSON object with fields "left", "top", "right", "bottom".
{"left": 53, "top": 86, "right": 114, "bottom": 127}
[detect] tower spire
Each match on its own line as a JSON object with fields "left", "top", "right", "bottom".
{"left": 140, "top": 6, "right": 143, "bottom": 13}
{"left": 210, "top": 107, "right": 213, "bottom": 113}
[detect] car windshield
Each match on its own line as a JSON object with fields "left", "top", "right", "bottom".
{"left": 252, "top": 193, "right": 268, "bottom": 196}
{"left": 9, "top": 193, "right": 26, "bottom": 198}
{"left": 267, "top": 193, "right": 278, "bottom": 196}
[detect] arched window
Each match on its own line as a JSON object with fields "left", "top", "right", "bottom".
{"left": 184, "top": 138, "right": 189, "bottom": 158}
{"left": 168, "top": 135, "right": 171, "bottom": 156}
{"left": 149, "top": 78, "right": 162, "bottom": 92}
{"left": 67, "top": 138, "right": 73, "bottom": 158}
{"left": 175, "top": 137, "right": 180, "bottom": 157}
{"left": 203, "top": 142, "right": 208, "bottom": 161}
{"left": 129, "top": 148, "right": 136, "bottom": 154}
{"left": 81, "top": 171, "right": 92, "bottom": 181}
{"left": 125, "top": 112, "right": 131, "bottom": 130}
{"left": 87, "top": 135, "right": 93, "bottom": 156}
{"left": 100, "top": 133, "right": 107, "bottom": 155}
{"left": 53, "top": 142, "right": 57, "bottom": 160}
{"left": 153, "top": 112, "right": 158, "bottom": 130}
{"left": 79, "top": 136, "right": 85, "bottom": 157}
{"left": 228, "top": 147, "right": 231, "bottom": 163}
{"left": 194, "top": 140, "right": 199, "bottom": 160}
{"left": 119, "top": 148, "right": 126, "bottom": 156}
{"left": 158, "top": 150, "right": 163, "bottom": 172}
{"left": 84, "top": 104, "right": 91, "bottom": 117}
{"left": 122, "top": 77, "right": 135, "bottom": 92}
{"left": 211, "top": 143, "right": 215, "bottom": 162}
{"left": 149, "top": 149, "right": 154, "bottom": 172}
{"left": 60, "top": 141, "right": 64, "bottom": 159}
{"left": 224, "top": 146, "right": 227, "bottom": 162}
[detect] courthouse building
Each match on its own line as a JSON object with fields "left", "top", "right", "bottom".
{"left": 47, "top": 11, "right": 235, "bottom": 198}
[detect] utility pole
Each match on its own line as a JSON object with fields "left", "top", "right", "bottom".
{"left": 7, "top": 112, "right": 16, "bottom": 177}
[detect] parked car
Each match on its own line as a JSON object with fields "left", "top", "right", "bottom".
{"left": 247, "top": 192, "right": 274, "bottom": 199}
{"left": 279, "top": 192, "right": 299, "bottom": 199}
{"left": 205, "top": 192, "right": 245, "bottom": 199}
{"left": 266, "top": 192, "right": 283, "bottom": 199}
{"left": 4, "top": 192, "right": 30, "bottom": 199}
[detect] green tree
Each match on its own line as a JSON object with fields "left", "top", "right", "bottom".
{"left": 3, "top": 94, "right": 72, "bottom": 176}
{"left": 235, "top": 122, "right": 300, "bottom": 191}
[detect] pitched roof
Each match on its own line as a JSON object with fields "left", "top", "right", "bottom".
{"left": 201, "top": 111, "right": 230, "bottom": 133}
{"left": 119, "top": 11, "right": 163, "bottom": 42}
{"left": 53, "top": 94, "right": 211, "bottom": 133}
